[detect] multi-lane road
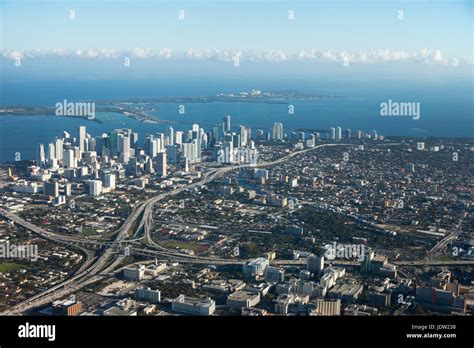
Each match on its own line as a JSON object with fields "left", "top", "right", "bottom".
{"left": 426, "top": 215, "right": 466, "bottom": 261}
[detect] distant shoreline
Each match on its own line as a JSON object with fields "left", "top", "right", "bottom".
{"left": 0, "top": 90, "right": 344, "bottom": 126}
{"left": 0, "top": 90, "right": 345, "bottom": 115}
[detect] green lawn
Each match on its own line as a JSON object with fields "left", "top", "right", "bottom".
{"left": 0, "top": 262, "right": 23, "bottom": 272}
{"left": 161, "top": 240, "right": 207, "bottom": 253}
{"left": 83, "top": 227, "right": 97, "bottom": 236}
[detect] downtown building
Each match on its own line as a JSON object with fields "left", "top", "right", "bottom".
{"left": 272, "top": 122, "right": 284, "bottom": 140}
{"left": 172, "top": 295, "right": 216, "bottom": 316}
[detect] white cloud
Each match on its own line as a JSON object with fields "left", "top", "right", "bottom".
{"left": 158, "top": 48, "right": 173, "bottom": 59}
{"left": 263, "top": 50, "right": 287, "bottom": 62}
{"left": 85, "top": 49, "right": 100, "bottom": 58}
{"left": 184, "top": 49, "right": 240, "bottom": 62}
{"left": 3, "top": 50, "right": 24, "bottom": 60}
{"left": 99, "top": 48, "right": 118, "bottom": 59}
{"left": 1, "top": 48, "right": 471, "bottom": 65}
{"left": 131, "top": 48, "right": 153, "bottom": 58}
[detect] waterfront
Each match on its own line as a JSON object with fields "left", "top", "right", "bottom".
{"left": 1, "top": 92, "right": 473, "bottom": 162}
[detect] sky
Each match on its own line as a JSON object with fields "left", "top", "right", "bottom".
{"left": 0, "top": 0, "right": 473, "bottom": 81}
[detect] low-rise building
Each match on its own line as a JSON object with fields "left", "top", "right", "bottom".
{"left": 313, "top": 299, "right": 341, "bottom": 316}
{"left": 52, "top": 298, "right": 83, "bottom": 316}
{"left": 328, "top": 282, "right": 363, "bottom": 303}
{"left": 367, "top": 291, "right": 391, "bottom": 307}
{"left": 227, "top": 290, "right": 261, "bottom": 310}
{"left": 416, "top": 287, "right": 466, "bottom": 313}
{"left": 241, "top": 307, "right": 267, "bottom": 316}
{"left": 123, "top": 265, "right": 145, "bottom": 281}
{"left": 264, "top": 266, "right": 285, "bottom": 283}
{"left": 242, "top": 257, "right": 269, "bottom": 276}
{"left": 172, "top": 295, "right": 216, "bottom": 316}
{"left": 135, "top": 287, "right": 161, "bottom": 304}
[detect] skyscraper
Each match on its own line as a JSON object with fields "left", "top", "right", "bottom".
{"left": 167, "top": 126, "right": 175, "bottom": 146}
{"left": 192, "top": 138, "right": 201, "bottom": 160}
{"left": 95, "top": 136, "right": 105, "bottom": 156}
{"left": 63, "top": 148, "right": 75, "bottom": 168}
{"left": 36, "top": 144, "right": 45, "bottom": 167}
{"left": 88, "top": 180, "right": 102, "bottom": 196}
{"left": 336, "top": 127, "right": 342, "bottom": 140}
{"left": 130, "top": 132, "right": 139, "bottom": 149}
{"left": 307, "top": 254, "right": 324, "bottom": 275}
{"left": 223, "top": 115, "right": 231, "bottom": 133}
{"left": 166, "top": 144, "right": 178, "bottom": 164}
{"left": 118, "top": 134, "right": 131, "bottom": 164}
{"left": 330, "top": 127, "right": 336, "bottom": 140}
{"left": 222, "top": 140, "right": 234, "bottom": 164}
{"left": 44, "top": 181, "right": 59, "bottom": 197}
{"left": 145, "top": 135, "right": 158, "bottom": 158}
{"left": 239, "top": 125, "right": 248, "bottom": 147}
{"left": 272, "top": 122, "right": 284, "bottom": 140}
{"left": 78, "top": 126, "right": 86, "bottom": 153}
{"left": 103, "top": 173, "right": 116, "bottom": 190}
{"left": 175, "top": 131, "right": 183, "bottom": 145}
{"left": 47, "top": 143, "right": 56, "bottom": 164}
{"left": 86, "top": 137, "right": 94, "bottom": 152}
{"left": 232, "top": 133, "right": 241, "bottom": 148}
{"left": 345, "top": 128, "right": 352, "bottom": 139}
{"left": 211, "top": 126, "right": 220, "bottom": 143}
{"left": 155, "top": 152, "right": 167, "bottom": 178}
{"left": 144, "top": 158, "right": 154, "bottom": 174}
{"left": 182, "top": 143, "right": 194, "bottom": 162}
{"left": 156, "top": 133, "right": 165, "bottom": 152}
{"left": 55, "top": 138, "right": 63, "bottom": 162}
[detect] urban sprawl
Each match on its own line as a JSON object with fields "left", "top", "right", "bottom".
{"left": 0, "top": 115, "right": 473, "bottom": 317}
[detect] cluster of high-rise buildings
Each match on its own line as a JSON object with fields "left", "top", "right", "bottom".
{"left": 28, "top": 115, "right": 263, "bottom": 200}
{"left": 328, "top": 127, "right": 379, "bottom": 141}
{"left": 267, "top": 123, "right": 379, "bottom": 142}
{"left": 28, "top": 118, "right": 380, "bottom": 202}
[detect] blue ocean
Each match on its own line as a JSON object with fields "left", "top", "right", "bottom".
{"left": 0, "top": 79, "right": 472, "bottom": 162}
